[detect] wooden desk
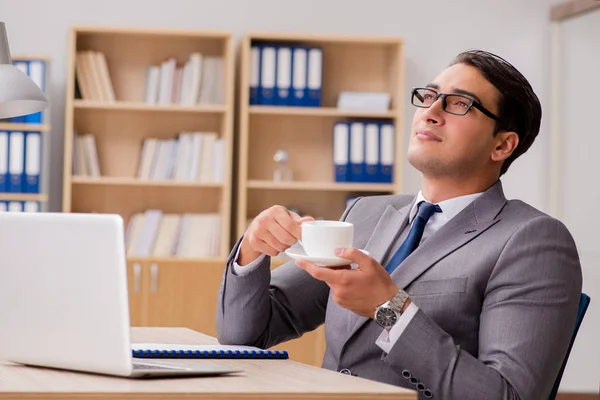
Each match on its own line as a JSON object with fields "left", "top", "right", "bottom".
{"left": 0, "top": 327, "right": 416, "bottom": 400}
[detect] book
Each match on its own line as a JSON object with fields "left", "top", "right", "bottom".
{"left": 131, "top": 343, "right": 289, "bottom": 359}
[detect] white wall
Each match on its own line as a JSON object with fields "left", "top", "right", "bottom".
{"left": 2, "top": 0, "right": 594, "bottom": 392}
{"left": 554, "top": 8, "right": 600, "bottom": 393}
{"left": 0, "top": 0, "right": 554, "bottom": 212}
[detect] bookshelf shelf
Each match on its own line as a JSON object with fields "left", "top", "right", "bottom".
{"left": 249, "top": 106, "right": 397, "bottom": 118}
{"left": 0, "top": 193, "right": 49, "bottom": 202}
{"left": 73, "top": 100, "right": 227, "bottom": 114}
{"left": 62, "top": 25, "right": 235, "bottom": 339}
{"left": 71, "top": 176, "right": 224, "bottom": 188}
{"left": 0, "top": 123, "right": 51, "bottom": 132}
{"left": 247, "top": 180, "right": 395, "bottom": 192}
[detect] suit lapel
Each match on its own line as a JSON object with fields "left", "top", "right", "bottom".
{"left": 390, "top": 206, "right": 500, "bottom": 289}
{"left": 364, "top": 203, "right": 412, "bottom": 265}
{"left": 341, "top": 180, "right": 508, "bottom": 349}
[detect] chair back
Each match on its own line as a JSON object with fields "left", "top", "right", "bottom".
{"left": 547, "top": 293, "right": 591, "bottom": 400}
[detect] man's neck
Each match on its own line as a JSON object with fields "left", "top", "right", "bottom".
{"left": 420, "top": 175, "right": 497, "bottom": 203}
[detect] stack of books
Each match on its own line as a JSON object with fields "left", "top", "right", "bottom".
{"left": 144, "top": 53, "right": 225, "bottom": 105}
{"left": 75, "top": 51, "right": 115, "bottom": 102}
{"left": 125, "top": 210, "right": 221, "bottom": 258}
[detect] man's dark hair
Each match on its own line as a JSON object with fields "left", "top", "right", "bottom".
{"left": 449, "top": 50, "right": 542, "bottom": 176}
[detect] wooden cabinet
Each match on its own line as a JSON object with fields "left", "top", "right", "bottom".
{"left": 127, "top": 259, "right": 224, "bottom": 337}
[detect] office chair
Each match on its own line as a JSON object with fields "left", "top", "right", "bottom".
{"left": 547, "top": 293, "right": 591, "bottom": 400}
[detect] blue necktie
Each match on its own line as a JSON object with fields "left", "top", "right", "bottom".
{"left": 385, "top": 201, "right": 442, "bottom": 274}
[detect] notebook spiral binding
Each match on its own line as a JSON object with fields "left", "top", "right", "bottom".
{"left": 132, "top": 349, "right": 289, "bottom": 359}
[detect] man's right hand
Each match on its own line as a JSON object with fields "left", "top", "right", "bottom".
{"left": 239, "top": 205, "right": 315, "bottom": 266}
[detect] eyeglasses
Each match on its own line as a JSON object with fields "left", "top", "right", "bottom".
{"left": 411, "top": 87, "right": 501, "bottom": 122}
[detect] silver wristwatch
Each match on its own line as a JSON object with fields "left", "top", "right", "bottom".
{"left": 374, "top": 289, "right": 409, "bottom": 328}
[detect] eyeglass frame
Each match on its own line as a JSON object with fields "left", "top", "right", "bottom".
{"left": 411, "top": 87, "right": 501, "bottom": 122}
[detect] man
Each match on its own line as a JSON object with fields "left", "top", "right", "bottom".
{"left": 216, "top": 50, "right": 582, "bottom": 400}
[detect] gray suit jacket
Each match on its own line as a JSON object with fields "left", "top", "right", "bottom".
{"left": 216, "top": 180, "right": 582, "bottom": 400}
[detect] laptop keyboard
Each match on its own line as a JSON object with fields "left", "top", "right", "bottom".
{"left": 132, "top": 362, "right": 185, "bottom": 371}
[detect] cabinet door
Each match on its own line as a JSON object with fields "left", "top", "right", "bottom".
{"left": 144, "top": 261, "right": 225, "bottom": 336}
{"left": 126, "top": 261, "right": 144, "bottom": 326}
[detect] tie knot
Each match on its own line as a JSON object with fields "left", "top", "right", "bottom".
{"left": 417, "top": 201, "right": 442, "bottom": 222}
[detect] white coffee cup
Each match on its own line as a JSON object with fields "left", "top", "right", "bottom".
{"left": 300, "top": 220, "right": 354, "bottom": 258}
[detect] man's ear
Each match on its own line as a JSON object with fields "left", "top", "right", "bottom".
{"left": 491, "top": 131, "right": 519, "bottom": 162}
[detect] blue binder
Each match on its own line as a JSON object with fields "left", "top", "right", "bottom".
{"left": 0, "top": 131, "right": 8, "bottom": 193}
{"left": 25, "top": 60, "right": 45, "bottom": 124}
{"left": 259, "top": 45, "right": 276, "bottom": 105}
{"left": 378, "top": 122, "right": 394, "bottom": 183}
{"left": 291, "top": 46, "right": 308, "bottom": 106}
{"left": 274, "top": 45, "right": 292, "bottom": 106}
{"left": 348, "top": 122, "right": 365, "bottom": 182}
{"left": 24, "top": 131, "right": 41, "bottom": 193}
{"left": 364, "top": 122, "right": 379, "bottom": 183}
{"left": 8, "top": 131, "right": 24, "bottom": 193}
{"left": 333, "top": 121, "right": 350, "bottom": 182}
{"left": 306, "top": 47, "right": 323, "bottom": 107}
{"left": 10, "top": 62, "right": 29, "bottom": 123}
{"left": 249, "top": 44, "right": 261, "bottom": 105}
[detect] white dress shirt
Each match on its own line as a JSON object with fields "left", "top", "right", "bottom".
{"left": 232, "top": 190, "right": 483, "bottom": 354}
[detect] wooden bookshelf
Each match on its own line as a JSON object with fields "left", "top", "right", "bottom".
{"left": 62, "top": 26, "right": 235, "bottom": 336}
{"left": 0, "top": 55, "right": 51, "bottom": 213}
{"left": 235, "top": 32, "right": 404, "bottom": 367}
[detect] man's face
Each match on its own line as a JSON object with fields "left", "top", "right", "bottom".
{"left": 408, "top": 63, "right": 502, "bottom": 179}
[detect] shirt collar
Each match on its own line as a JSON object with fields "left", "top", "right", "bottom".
{"left": 408, "top": 190, "right": 485, "bottom": 223}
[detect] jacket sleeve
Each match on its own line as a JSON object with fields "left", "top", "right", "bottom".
{"left": 215, "top": 198, "right": 363, "bottom": 348}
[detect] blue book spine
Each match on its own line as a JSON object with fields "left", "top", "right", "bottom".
{"left": 8, "top": 131, "right": 25, "bottom": 193}
{"left": 348, "top": 122, "right": 365, "bottom": 182}
{"left": 11, "top": 61, "right": 29, "bottom": 123}
{"left": 249, "top": 45, "right": 261, "bottom": 105}
{"left": 291, "top": 46, "right": 308, "bottom": 106}
{"left": 275, "top": 46, "right": 292, "bottom": 106}
{"left": 259, "top": 45, "right": 276, "bottom": 105}
{"left": 24, "top": 131, "right": 41, "bottom": 193}
{"left": 333, "top": 121, "right": 350, "bottom": 182}
{"left": 306, "top": 46, "right": 323, "bottom": 107}
{"left": 25, "top": 60, "right": 46, "bottom": 124}
{"left": 378, "top": 122, "right": 395, "bottom": 183}
{"left": 364, "top": 122, "right": 379, "bottom": 183}
{"left": 0, "top": 131, "right": 8, "bottom": 193}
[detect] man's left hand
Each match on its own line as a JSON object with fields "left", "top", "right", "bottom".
{"left": 295, "top": 248, "right": 405, "bottom": 318}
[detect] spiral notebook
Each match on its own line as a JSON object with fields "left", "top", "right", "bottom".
{"left": 132, "top": 343, "right": 289, "bottom": 360}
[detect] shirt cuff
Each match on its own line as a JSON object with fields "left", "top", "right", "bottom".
{"left": 375, "top": 302, "right": 419, "bottom": 354}
{"left": 231, "top": 241, "right": 267, "bottom": 276}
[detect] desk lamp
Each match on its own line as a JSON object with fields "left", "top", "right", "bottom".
{"left": 0, "top": 21, "right": 47, "bottom": 119}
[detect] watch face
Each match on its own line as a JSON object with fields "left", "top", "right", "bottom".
{"left": 375, "top": 307, "right": 398, "bottom": 327}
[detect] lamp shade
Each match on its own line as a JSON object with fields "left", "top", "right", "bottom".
{"left": 0, "top": 22, "right": 48, "bottom": 119}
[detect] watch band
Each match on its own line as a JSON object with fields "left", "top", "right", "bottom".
{"left": 388, "top": 288, "right": 409, "bottom": 314}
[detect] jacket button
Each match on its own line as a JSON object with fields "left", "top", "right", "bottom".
{"left": 416, "top": 383, "right": 426, "bottom": 391}
{"left": 401, "top": 369, "right": 411, "bottom": 379}
{"left": 409, "top": 376, "right": 419, "bottom": 385}
{"left": 424, "top": 389, "right": 433, "bottom": 398}
{"left": 339, "top": 368, "right": 352, "bottom": 375}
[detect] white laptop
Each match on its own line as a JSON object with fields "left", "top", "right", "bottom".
{"left": 0, "top": 212, "right": 240, "bottom": 378}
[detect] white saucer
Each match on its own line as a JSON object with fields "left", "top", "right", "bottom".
{"left": 284, "top": 245, "right": 370, "bottom": 267}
